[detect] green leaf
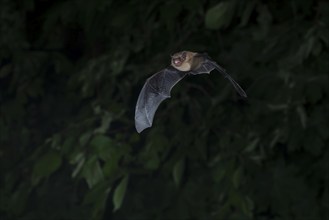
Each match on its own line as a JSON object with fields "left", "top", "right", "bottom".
{"left": 82, "top": 156, "right": 104, "bottom": 188}
{"left": 102, "top": 156, "right": 119, "bottom": 177}
{"left": 296, "top": 105, "right": 307, "bottom": 129}
{"left": 244, "top": 138, "right": 259, "bottom": 152}
{"left": 79, "top": 132, "right": 93, "bottom": 147}
{"left": 173, "top": 158, "right": 185, "bottom": 186}
{"left": 94, "top": 112, "right": 112, "bottom": 134}
{"left": 70, "top": 152, "right": 85, "bottom": 164}
{"left": 297, "top": 36, "right": 315, "bottom": 62}
{"left": 83, "top": 182, "right": 111, "bottom": 219}
{"left": 241, "top": 196, "right": 253, "bottom": 218}
{"left": 33, "top": 151, "right": 62, "bottom": 179}
{"left": 144, "top": 154, "right": 160, "bottom": 170}
{"left": 90, "top": 135, "right": 113, "bottom": 148}
{"left": 51, "top": 133, "right": 61, "bottom": 149}
{"left": 90, "top": 135, "right": 113, "bottom": 161}
{"left": 71, "top": 153, "right": 86, "bottom": 178}
{"left": 113, "top": 175, "right": 129, "bottom": 212}
{"left": 8, "top": 183, "right": 30, "bottom": 215}
{"left": 205, "top": 1, "right": 235, "bottom": 30}
{"left": 62, "top": 137, "right": 75, "bottom": 155}
{"left": 239, "top": 0, "right": 257, "bottom": 27}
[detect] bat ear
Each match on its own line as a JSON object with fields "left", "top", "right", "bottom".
{"left": 182, "top": 51, "right": 186, "bottom": 59}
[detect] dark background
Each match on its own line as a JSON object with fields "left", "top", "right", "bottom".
{"left": 0, "top": 0, "right": 328, "bottom": 219}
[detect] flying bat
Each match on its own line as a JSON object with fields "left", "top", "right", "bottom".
{"left": 134, "top": 51, "right": 247, "bottom": 133}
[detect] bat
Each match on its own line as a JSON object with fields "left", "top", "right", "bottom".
{"left": 134, "top": 51, "right": 247, "bottom": 133}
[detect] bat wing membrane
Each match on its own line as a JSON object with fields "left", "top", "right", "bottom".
{"left": 135, "top": 67, "right": 185, "bottom": 133}
{"left": 191, "top": 54, "right": 247, "bottom": 98}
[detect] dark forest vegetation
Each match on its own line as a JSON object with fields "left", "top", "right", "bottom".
{"left": 0, "top": 0, "right": 328, "bottom": 219}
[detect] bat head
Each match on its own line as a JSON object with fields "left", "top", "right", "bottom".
{"left": 171, "top": 51, "right": 187, "bottom": 67}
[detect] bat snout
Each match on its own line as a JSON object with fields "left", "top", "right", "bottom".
{"left": 172, "top": 58, "right": 182, "bottom": 66}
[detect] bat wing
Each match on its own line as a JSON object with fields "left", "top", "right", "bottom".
{"left": 135, "top": 67, "right": 185, "bottom": 133}
{"left": 190, "top": 54, "right": 247, "bottom": 98}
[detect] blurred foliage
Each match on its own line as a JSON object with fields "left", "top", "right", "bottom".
{"left": 0, "top": 0, "right": 328, "bottom": 219}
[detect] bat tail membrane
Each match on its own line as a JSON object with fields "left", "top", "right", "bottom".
{"left": 213, "top": 63, "right": 247, "bottom": 98}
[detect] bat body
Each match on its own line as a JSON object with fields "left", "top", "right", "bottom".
{"left": 135, "top": 51, "right": 247, "bottom": 133}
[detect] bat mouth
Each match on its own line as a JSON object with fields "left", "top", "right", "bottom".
{"left": 172, "top": 58, "right": 182, "bottom": 66}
